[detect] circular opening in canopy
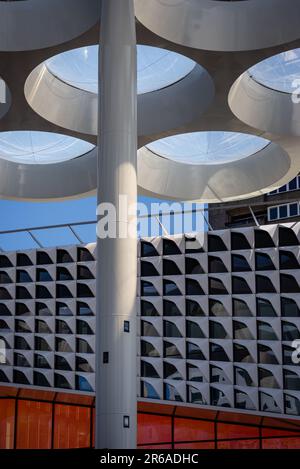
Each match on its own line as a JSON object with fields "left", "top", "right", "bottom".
{"left": 45, "top": 45, "right": 196, "bottom": 95}
{"left": 0, "top": 131, "right": 95, "bottom": 165}
{"left": 249, "top": 48, "right": 300, "bottom": 94}
{"left": 146, "top": 131, "right": 270, "bottom": 165}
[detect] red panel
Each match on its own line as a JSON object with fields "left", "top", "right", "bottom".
{"left": 0, "top": 387, "right": 18, "bottom": 397}
{"left": 262, "top": 427, "right": 300, "bottom": 438}
{"left": 54, "top": 404, "right": 91, "bottom": 449}
{"left": 218, "top": 439, "right": 260, "bottom": 449}
{"left": 262, "top": 438, "right": 300, "bottom": 449}
{"left": 217, "top": 423, "right": 259, "bottom": 440}
{"left": 137, "top": 413, "right": 172, "bottom": 445}
{"left": 138, "top": 402, "right": 174, "bottom": 416}
{"left": 19, "top": 389, "right": 56, "bottom": 402}
{"left": 0, "top": 399, "right": 15, "bottom": 449}
{"left": 175, "top": 442, "right": 215, "bottom": 449}
{"left": 174, "top": 418, "right": 214, "bottom": 442}
{"left": 138, "top": 444, "right": 172, "bottom": 449}
{"left": 16, "top": 400, "right": 52, "bottom": 449}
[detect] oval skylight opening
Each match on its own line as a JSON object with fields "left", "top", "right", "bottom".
{"left": 46, "top": 45, "right": 196, "bottom": 95}
{"left": 146, "top": 132, "right": 270, "bottom": 165}
{"left": 0, "top": 131, "right": 95, "bottom": 165}
{"left": 249, "top": 48, "right": 300, "bottom": 94}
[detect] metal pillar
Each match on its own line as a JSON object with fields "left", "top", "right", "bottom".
{"left": 95, "top": 0, "right": 137, "bottom": 449}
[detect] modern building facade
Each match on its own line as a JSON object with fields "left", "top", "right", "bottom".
{"left": 1, "top": 222, "right": 300, "bottom": 430}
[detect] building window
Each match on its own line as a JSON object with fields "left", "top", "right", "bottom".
{"left": 285, "top": 394, "right": 300, "bottom": 416}
{"left": 16, "top": 254, "right": 32, "bottom": 267}
{"left": 34, "top": 354, "right": 51, "bottom": 369}
{"left": 258, "top": 344, "right": 279, "bottom": 364}
{"left": 57, "top": 284, "right": 72, "bottom": 298}
{"left": 255, "top": 253, "right": 275, "bottom": 271}
{"left": 141, "top": 242, "right": 158, "bottom": 258}
{"left": 0, "top": 288, "right": 11, "bottom": 299}
{"left": 57, "top": 250, "right": 73, "bottom": 264}
{"left": 232, "top": 299, "right": 252, "bottom": 317}
{"left": 35, "top": 320, "right": 52, "bottom": 334}
{"left": 163, "top": 321, "right": 182, "bottom": 338}
{"left": 141, "top": 300, "right": 159, "bottom": 317}
{"left": 55, "top": 355, "right": 72, "bottom": 371}
{"left": 77, "top": 248, "right": 94, "bottom": 262}
{"left": 36, "top": 285, "right": 52, "bottom": 299}
{"left": 57, "top": 267, "right": 73, "bottom": 281}
{"left": 14, "top": 352, "right": 30, "bottom": 368}
{"left": 210, "top": 343, "right": 230, "bottom": 361}
{"left": 208, "top": 235, "right": 227, "bottom": 252}
{"left": 254, "top": 230, "right": 275, "bottom": 248}
{"left": 209, "top": 299, "right": 228, "bottom": 317}
{"left": 36, "top": 302, "right": 52, "bottom": 316}
{"left": 231, "top": 232, "right": 251, "bottom": 251}
{"left": 211, "top": 388, "right": 230, "bottom": 407}
{"left": 76, "top": 376, "right": 93, "bottom": 392}
{"left": 141, "top": 361, "right": 159, "bottom": 379}
{"left": 233, "top": 321, "right": 253, "bottom": 340}
{"left": 0, "top": 271, "right": 12, "bottom": 284}
{"left": 16, "top": 287, "right": 31, "bottom": 299}
{"left": 186, "top": 320, "right": 205, "bottom": 338}
{"left": 141, "top": 340, "right": 160, "bottom": 357}
{"left": 77, "top": 266, "right": 94, "bottom": 280}
{"left": 260, "top": 392, "right": 280, "bottom": 414}
{"left": 163, "top": 239, "right": 181, "bottom": 255}
{"left": 164, "top": 383, "right": 183, "bottom": 402}
{"left": 56, "top": 302, "right": 73, "bottom": 316}
{"left": 186, "top": 299, "right": 205, "bottom": 317}
{"left": 282, "top": 321, "right": 300, "bottom": 341}
{"left": 0, "top": 255, "right": 12, "bottom": 268}
{"left": 34, "top": 372, "right": 50, "bottom": 387}
{"left": 284, "top": 369, "right": 300, "bottom": 391}
{"left": 76, "top": 320, "right": 93, "bottom": 335}
{"left": 163, "top": 259, "right": 181, "bottom": 276}
{"left": 283, "top": 345, "right": 294, "bottom": 365}
{"left": 36, "top": 269, "right": 53, "bottom": 282}
{"left": 187, "top": 386, "right": 206, "bottom": 405}
{"left": 14, "top": 336, "right": 30, "bottom": 350}
{"left": 279, "top": 226, "right": 299, "bottom": 246}
{"left": 37, "top": 252, "right": 53, "bottom": 265}
{"left": 164, "top": 362, "right": 182, "bottom": 380}
{"left": 15, "top": 320, "right": 31, "bottom": 333}
{"left": 256, "top": 275, "right": 276, "bottom": 293}
{"left": 257, "top": 298, "right": 277, "bottom": 317}
{"left": 54, "top": 374, "right": 71, "bottom": 390}
{"left": 56, "top": 338, "right": 73, "bottom": 353}
{"left": 233, "top": 344, "right": 254, "bottom": 363}
{"left": 280, "top": 274, "right": 300, "bottom": 293}
{"left": 164, "top": 280, "right": 182, "bottom": 296}
{"left": 208, "top": 256, "right": 227, "bottom": 273}
{"left": 15, "top": 303, "right": 30, "bottom": 316}
{"left": 232, "top": 276, "right": 251, "bottom": 294}
{"left": 187, "top": 364, "right": 204, "bottom": 382}
{"left": 259, "top": 368, "right": 279, "bottom": 388}
{"left": 142, "top": 261, "right": 160, "bottom": 276}
{"left": 141, "top": 280, "right": 159, "bottom": 297}
{"left": 164, "top": 341, "right": 182, "bottom": 358}
{"left": 279, "top": 251, "right": 299, "bottom": 269}
{"left": 186, "top": 278, "right": 204, "bottom": 295}
{"left": 209, "top": 321, "right": 229, "bottom": 339}
{"left": 56, "top": 320, "right": 72, "bottom": 335}
{"left": 258, "top": 321, "right": 278, "bottom": 340}
{"left": 186, "top": 342, "right": 205, "bottom": 360}
{"left": 281, "top": 297, "right": 300, "bottom": 317}
{"left": 76, "top": 338, "right": 93, "bottom": 354}
{"left": 210, "top": 365, "right": 231, "bottom": 385}
{"left": 232, "top": 254, "right": 251, "bottom": 272}
{"left": 268, "top": 176, "right": 300, "bottom": 195}
{"left": 268, "top": 202, "right": 300, "bottom": 222}
{"left": 235, "top": 390, "right": 256, "bottom": 411}
{"left": 141, "top": 381, "right": 160, "bottom": 399}
{"left": 76, "top": 357, "right": 94, "bottom": 373}
{"left": 35, "top": 337, "right": 51, "bottom": 352}
{"left": 13, "top": 370, "right": 30, "bottom": 385}
{"left": 185, "top": 257, "right": 204, "bottom": 274}
{"left": 141, "top": 320, "right": 160, "bottom": 337}
{"left": 77, "top": 302, "right": 94, "bottom": 317}
{"left": 209, "top": 277, "right": 228, "bottom": 295}
{"left": 0, "top": 304, "right": 11, "bottom": 316}
{"left": 163, "top": 299, "right": 181, "bottom": 316}
{"left": 234, "top": 367, "right": 255, "bottom": 387}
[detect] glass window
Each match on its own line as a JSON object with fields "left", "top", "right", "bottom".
{"left": 36, "top": 302, "right": 52, "bottom": 316}
{"left": 186, "top": 278, "right": 204, "bottom": 295}
{"left": 256, "top": 275, "right": 276, "bottom": 293}
{"left": 77, "top": 302, "right": 93, "bottom": 317}
{"left": 280, "top": 251, "right": 299, "bottom": 269}
{"left": 0, "top": 304, "right": 11, "bottom": 316}
{"left": 14, "top": 336, "right": 30, "bottom": 350}
{"left": 235, "top": 390, "right": 256, "bottom": 410}
{"left": 164, "top": 383, "right": 183, "bottom": 402}
{"left": 255, "top": 230, "right": 275, "bottom": 248}
{"left": 15, "top": 303, "right": 30, "bottom": 316}
{"left": 231, "top": 232, "right": 251, "bottom": 250}
{"left": 17, "top": 254, "right": 32, "bottom": 267}
{"left": 77, "top": 284, "right": 94, "bottom": 298}
{"left": 56, "top": 302, "right": 73, "bottom": 316}
{"left": 36, "top": 285, "right": 52, "bottom": 299}
{"left": 282, "top": 321, "right": 300, "bottom": 341}
{"left": 233, "top": 344, "right": 254, "bottom": 363}
{"left": 141, "top": 361, "right": 160, "bottom": 378}
{"left": 186, "top": 299, "right": 205, "bottom": 317}
{"left": 232, "top": 299, "right": 252, "bottom": 317}
{"left": 163, "top": 299, "right": 181, "bottom": 316}
{"left": 35, "top": 337, "right": 51, "bottom": 352}
{"left": 0, "top": 271, "right": 12, "bottom": 284}
{"left": 34, "top": 372, "right": 50, "bottom": 387}
{"left": 187, "top": 386, "right": 206, "bottom": 405}
{"left": 164, "top": 280, "right": 182, "bottom": 296}
{"left": 163, "top": 259, "right": 181, "bottom": 276}
{"left": 283, "top": 345, "right": 294, "bottom": 365}
{"left": 141, "top": 280, "right": 159, "bottom": 297}
{"left": 279, "top": 205, "right": 288, "bottom": 219}
{"left": 141, "top": 300, "right": 159, "bottom": 317}
{"left": 209, "top": 299, "right": 228, "bottom": 316}
{"left": 57, "top": 250, "right": 73, "bottom": 264}
{"left": 257, "top": 298, "right": 277, "bottom": 317}
{"left": 77, "top": 266, "right": 94, "bottom": 280}
{"left": 0, "top": 255, "right": 12, "bottom": 268}
{"left": 232, "top": 276, "right": 252, "bottom": 294}
{"left": 76, "top": 357, "right": 94, "bottom": 373}
{"left": 209, "top": 277, "right": 228, "bottom": 295}
{"left": 142, "top": 320, "right": 160, "bottom": 337}
{"left": 77, "top": 248, "right": 94, "bottom": 262}
{"left": 208, "top": 235, "right": 227, "bottom": 252}
{"left": 285, "top": 394, "right": 300, "bottom": 416}
{"left": 209, "top": 321, "right": 229, "bottom": 339}
{"left": 56, "top": 338, "right": 73, "bottom": 353}
{"left": 186, "top": 342, "right": 205, "bottom": 360}
{"left": 268, "top": 207, "right": 278, "bottom": 221}
{"left": 0, "top": 320, "right": 10, "bottom": 332}
{"left": 260, "top": 392, "right": 280, "bottom": 413}
{"left": 76, "top": 320, "right": 93, "bottom": 335}
{"left": 208, "top": 256, "right": 227, "bottom": 273}
{"left": 281, "top": 274, "right": 300, "bottom": 293}
{"left": 57, "top": 267, "right": 73, "bottom": 281}
{"left": 55, "top": 355, "right": 72, "bottom": 371}
{"left": 76, "top": 375, "right": 93, "bottom": 392}
{"left": 233, "top": 321, "right": 253, "bottom": 340}
{"left": 164, "top": 341, "right": 182, "bottom": 358}
{"left": 141, "top": 242, "right": 158, "bottom": 258}
{"left": 210, "top": 388, "right": 231, "bottom": 407}
{"left": 163, "top": 320, "right": 182, "bottom": 337}
{"left": 54, "top": 374, "right": 71, "bottom": 390}
{"left": 163, "top": 239, "right": 181, "bottom": 255}
{"left": 14, "top": 352, "right": 30, "bottom": 368}
{"left": 164, "top": 362, "right": 182, "bottom": 380}
{"left": 258, "top": 344, "right": 279, "bottom": 364}
{"left": 56, "top": 320, "right": 72, "bottom": 334}
{"left": 187, "top": 364, "right": 204, "bottom": 382}
{"left": 141, "top": 340, "right": 160, "bottom": 357}
{"left": 185, "top": 257, "right": 204, "bottom": 274}
{"left": 259, "top": 368, "right": 279, "bottom": 388}
{"left": 16, "top": 287, "right": 31, "bottom": 300}
{"left": 279, "top": 227, "right": 299, "bottom": 246}
{"left": 142, "top": 261, "right": 160, "bottom": 276}
{"left": 13, "top": 370, "right": 30, "bottom": 385}
{"left": 186, "top": 320, "right": 205, "bottom": 338}
{"left": 35, "top": 319, "right": 52, "bottom": 334}
{"left": 36, "top": 269, "right": 52, "bottom": 282}
{"left": 281, "top": 297, "right": 300, "bottom": 317}
{"left": 57, "top": 284, "right": 72, "bottom": 298}
{"left": 34, "top": 354, "right": 51, "bottom": 369}
{"left": 37, "top": 252, "right": 53, "bottom": 265}
{"left": 258, "top": 321, "right": 278, "bottom": 340}
{"left": 210, "top": 342, "right": 230, "bottom": 361}
{"left": 290, "top": 203, "right": 298, "bottom": 218}
{"left": 15, "top": 320, "right": 31, "bottom": 333}
{"left": 284, "top": 369, "right": 300, "bottom": 391}
{"left": 255, "top": 253, "right": 275, "bottom": 271}
{"left": 232, "top": 255, "right": 251, "bottom": 272}
{"left": 210, "top": 365, "right": 231, "bottom": 384}
{"left": 141, "top": 382, "right": 160, "bottom": 400}
{"left": 234, "top": 367, "right": 255, "bottom": 387}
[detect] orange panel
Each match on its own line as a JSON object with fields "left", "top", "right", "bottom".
{"left": 0, "top": 386, "right": 18, "bottom": 397}
{"left": 174, "top": 418, "right": 214, "bottom": 442}
{"left": 262, "top": 427, "right": 300, "bottom": 438}
{"left": 138, "top": 444, "right": 173, "bottom": 449}
{"left": 138, "top": 402, "right": 174, "bottom": 416}
{"left": 175, "top": 442, "right": 215, "bottom": 449}
{"left": 0, "top": 399, "right": 15, "bottom": 449}
{"left": 262, "top": 438, "right": 300, "bottom": 449}
{"left": 137, "top": 413, "right": 172, "bottom": 445}
{"left": 55, "top": 392, "right": 94, "bottom": 406}
{"left": 217, "top": 423, "right": 259, "bottom": 440}
{"left": 16, "top": 400, "right": 52, "bottom": 449}
{"left": 53, "top": 404, "right": 91, "bottom": 449}
{"left": 19, "top": 389, "right": 55, "bottom": 402}
{"left": 218, "top": 439, "right": 260, "bottom": 449}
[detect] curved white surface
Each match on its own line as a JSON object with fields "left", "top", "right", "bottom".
{"left": 0, "top": 0, "right": 101, "bottom": 51}
{"left": 146, "top": 132, "right": 269, "bottom": 166}
{"left": 0, "top": 131, "right": 95, "bottom": 165}
{"left": 46, "top": 45, "right": 196, "bottom": 95}
{"left": 134, "top": 0, "right": 300, "bottom": 52}
{"left": 138, "top": 133, "right": 294, "bottom": 203}
{"left": 25, "top": 52, "right": 214, "bottom": 136}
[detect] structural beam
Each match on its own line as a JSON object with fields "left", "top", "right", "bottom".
{"left": 96, "top": 0, "right": 137, "bottom": 449}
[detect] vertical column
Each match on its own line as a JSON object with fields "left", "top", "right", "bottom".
{"left": 96, "top": 0, "right": 137, "bottom": 449}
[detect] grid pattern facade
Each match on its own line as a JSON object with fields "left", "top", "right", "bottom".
{"left": 0, "top": 224, "right": 300, "bottom": 419}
